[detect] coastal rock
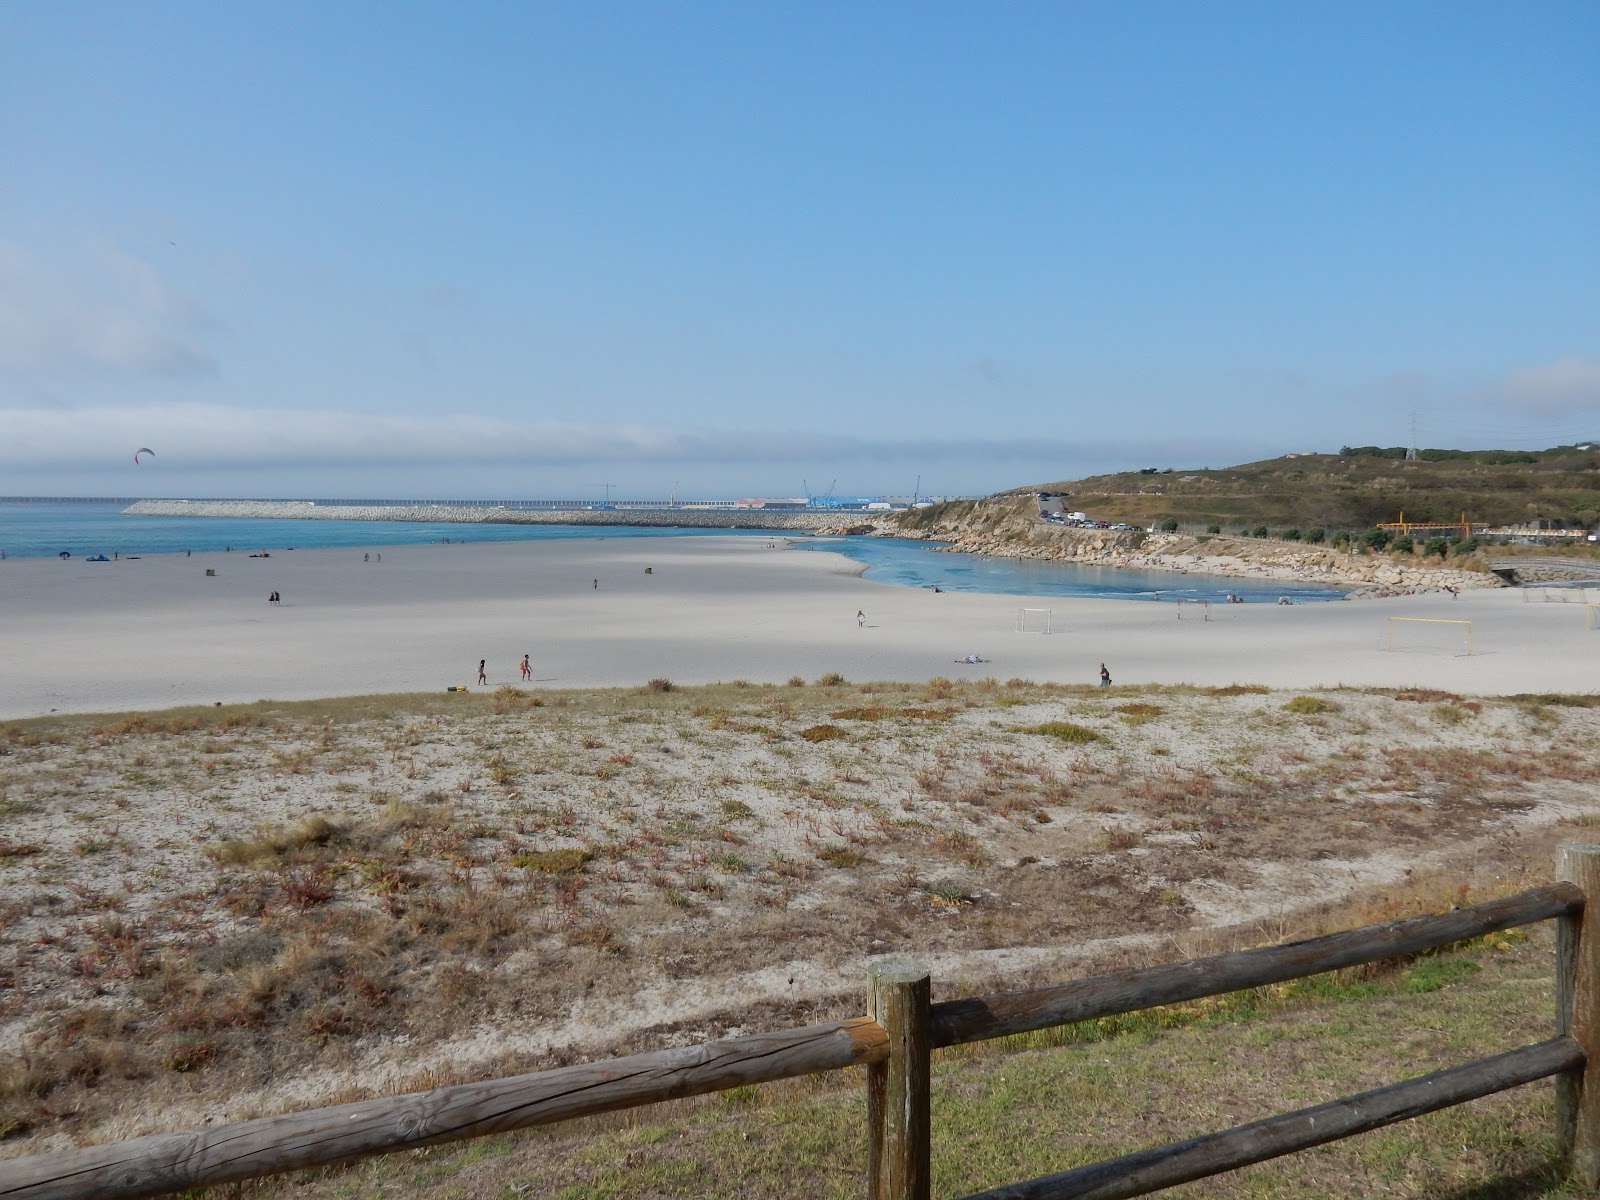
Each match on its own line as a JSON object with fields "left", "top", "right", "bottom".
{"left": 876, "top": 499, "right": 1504, "bottom": 592}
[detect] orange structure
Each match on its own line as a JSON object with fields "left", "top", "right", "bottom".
{"left": 1379, "top": 511, "right": 1479, "bottom": 538}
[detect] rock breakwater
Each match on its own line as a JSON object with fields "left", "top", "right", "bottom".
{"left": 123, "top": 500, "right": 840, "bottom": 532}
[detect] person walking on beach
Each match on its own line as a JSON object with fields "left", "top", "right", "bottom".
{"left": 477, "top": 659, "right": 487, "bottom": 685}
{"left": 520, "top": 654, "right": 531, "bottom": 681}
{"left": 856, "top": 610, "right": 866, "bottom": 628}
{"left": 1098, "top": 662, "right": 1112, "bottom": 687}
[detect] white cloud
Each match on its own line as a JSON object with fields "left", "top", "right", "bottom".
{"left": 0, "top": 242, "right": 218, "bottom": 378}
{"left": 1501, "top": 358, "right": 1600, "bottom": 418}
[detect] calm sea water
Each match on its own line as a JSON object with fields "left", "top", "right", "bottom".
{"left": 0, "top": 503, "right": 1348, "bottom": 603}
{"left": 799, "top": 536, "right": 1348, "bottom": 603}
{"left": 0, "top": 503, "right": 775, "bottom": 557}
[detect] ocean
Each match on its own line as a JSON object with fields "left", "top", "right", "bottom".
{"left": 0, "top": 502, "right": 1349, "bottom": 603}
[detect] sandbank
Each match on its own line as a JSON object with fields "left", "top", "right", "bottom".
{"left": 0, "top": 536, "right": 1593, "bottom": 720}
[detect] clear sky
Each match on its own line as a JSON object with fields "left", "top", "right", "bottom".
{"left": 2, "top": 1, "right": 1596, "bottom": 500}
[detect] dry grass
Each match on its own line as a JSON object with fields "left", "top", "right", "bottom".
{"left": 2, "top": 681, "right": 1598, "bottom": 1158}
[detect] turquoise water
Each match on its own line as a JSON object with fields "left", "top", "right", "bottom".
{"left": 0, "top": 503, "right": 776, "bottom": 558}
{"left": 804, "top": 536, "right": 1349, "bottom": 603}
{"left": 0, "top": 503, "right": 1348, "bottom": 603}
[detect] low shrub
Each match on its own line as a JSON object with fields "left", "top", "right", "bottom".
{"left": 1113, "top": 702, "right": 1163, "bottom": 725}
{"left": 1393, "top": 688, "right": 1460, "bottom": 703}
{"left": 511, "top": 848, "right": 592, "bottom": 873}
{"left": 799, "top": 724, "right": 845, "bottom": 742}
{"left": 1283, "top": 696, "right": 1340, "bottom": 715}
{"left": 646, "top": 678, "right": 674, "bottom": 693}
{"left": 209, "top": 815, "right": 344, "bottom": 865}
{"left": 816, "top": 672, "right": 847, "bottom": 687}
{"left": 1024, "top": 721, "right": 1102, "bottom": 744}
{"left": 816, "top": 846, "right": 870, "bottom": 868}
{"left": 1433, "top": 703, "right": 1478, "bottom": 725}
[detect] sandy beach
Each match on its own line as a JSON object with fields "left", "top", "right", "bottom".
{"left": 1, "top": 535, "right": 1594, "bottom": 719}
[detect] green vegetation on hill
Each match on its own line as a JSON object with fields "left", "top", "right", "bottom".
{"left": 1011, "top": 446, "right": 1600, "bottom": 531}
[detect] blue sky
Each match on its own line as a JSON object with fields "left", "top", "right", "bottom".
{"left": 2, "top": 1, "right": 1596, "bottom": 499}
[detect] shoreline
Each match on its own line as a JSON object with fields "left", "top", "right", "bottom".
{"left": 826, "top": 517, "right": 1503, "bottom": 594}
{"left": 1, "top": 533, "right": 1595, "bottom": 721}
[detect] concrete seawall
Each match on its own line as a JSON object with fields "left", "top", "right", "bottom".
{"left": 121, "top": 499, "right": 842, "bottom": 531}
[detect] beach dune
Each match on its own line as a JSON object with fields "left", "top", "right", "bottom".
{"left": 1, "top": 536, "right": 1592, "bottom": 720}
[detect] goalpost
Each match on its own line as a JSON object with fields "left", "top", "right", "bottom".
{"left": 1176, "top": 599, "right": 1211, "bottom": 621}
{"left": 1383, "top": 617, "right": 1474, "bottom": 656}
{"left": 1015, "top": 607, "right": 1053, "bottom": 634}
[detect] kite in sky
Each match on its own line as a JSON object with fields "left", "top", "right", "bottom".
{"left": 134, "top": 447, "right": 155, "bottom": 464}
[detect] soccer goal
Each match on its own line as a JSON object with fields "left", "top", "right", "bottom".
{"left": 1527, "top": 587, "right": 1590, "bottom": 603}
{"left": 1383, "top": 617, "right": 1474, "bottom": 655}
{"left": 1586, "top": 605, "right": 1600, "bottom": 631}
{"left": 1015, "top": 607, "right": 1053, "bottom": 634}
{"left": 1176, "top": 599, "right": 1212, "bottom": 621}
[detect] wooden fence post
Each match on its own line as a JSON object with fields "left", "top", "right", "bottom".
{"left": 867, "top": 958, "right": 931, "bottom": 1200}
{"left": 1558, "top": 843, "right": 1600, "bottom": 1187}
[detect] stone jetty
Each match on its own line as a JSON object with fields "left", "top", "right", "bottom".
{"left": 122, "top": 500, "right": 841, "bottom": 532}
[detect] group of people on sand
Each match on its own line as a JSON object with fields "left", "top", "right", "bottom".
{"left": 857, "top": 607, "right": 1114, "bottom": 686}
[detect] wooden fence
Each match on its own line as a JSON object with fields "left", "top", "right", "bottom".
{"left": 5, "top": 843, "right": 1600, "bottom": 1200}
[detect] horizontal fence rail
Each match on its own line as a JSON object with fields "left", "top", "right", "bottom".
{"left": 931, "top": 882, "right": 1582, "bottom": 1048}
{"left": 955, "top": 1038, "right": 1584, "bottom": 1200}
{"left": 0, "top": 875, "right": 1591, "bottom": 1200}
{"left": 0, "top": 1018, "right": 886, "bottom": 1200}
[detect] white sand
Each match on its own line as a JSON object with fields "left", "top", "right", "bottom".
{"left": 0, "top": 536, "right": 1593, "bottom": 719}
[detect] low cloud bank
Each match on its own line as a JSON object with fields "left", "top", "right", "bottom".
{"left": 5, "top": 402, "right": 1099, "bottom": 471}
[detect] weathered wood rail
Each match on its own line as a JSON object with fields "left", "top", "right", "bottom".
{"left": 5, "top": 847, "right": 1600, "bottom": 1200}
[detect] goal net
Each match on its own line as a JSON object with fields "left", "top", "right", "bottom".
{"left": 1587, "top": 605, "right": 1600, "bottom": 631}
{"left": 1525, "top": 588, "right": 1594, "bottom": 603}
{"left": 1176, "top": 599, "right": 1211, "bottom": 621}
{"left": 1383, "top": 617, "right": 1474, "bottom": 656}
{"left": 1015, "top": 607, "right": 1053, "bottom": 634}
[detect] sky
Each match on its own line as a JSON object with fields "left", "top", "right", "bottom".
{"left": 2, "top": 1, "right": 1597, "bottom": 500}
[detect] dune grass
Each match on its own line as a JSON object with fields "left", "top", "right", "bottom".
{"left": 205, "top": 924, "right": 1566, "bottom": 1199}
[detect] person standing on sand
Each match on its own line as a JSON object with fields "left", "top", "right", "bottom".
{"left": 1099, "top": 663, "right": 1111, "bottom": 687}
{"left": 477, "top": 659, "right": 487, "bottom": 685}
{"left": 520, "top": 654, "right": 531, "bottom": 681}
{"left": 856, "top": 610, "right": 866, "bottom": 628}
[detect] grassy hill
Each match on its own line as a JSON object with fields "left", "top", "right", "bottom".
{"left": 1010, "top": 445, "right": 1600, "bottom": 532}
